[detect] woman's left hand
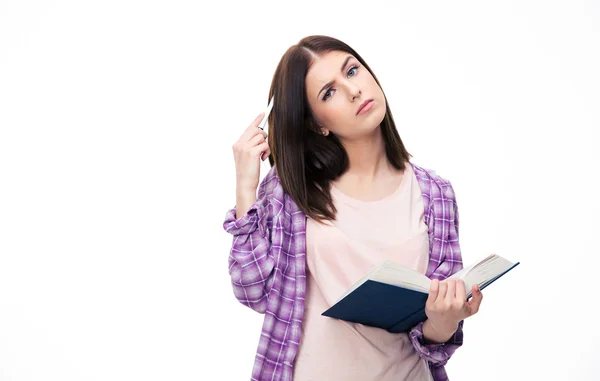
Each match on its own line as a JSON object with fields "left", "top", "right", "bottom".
{"left": 424, "top": 278, "right": 483, "bottom": 339}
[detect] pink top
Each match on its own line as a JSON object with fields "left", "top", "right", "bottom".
{"left": 292, "top": 163, "right": 433, "bottom": 381}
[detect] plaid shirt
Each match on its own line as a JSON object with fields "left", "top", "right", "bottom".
{"left": 223, "top": 162, "right": 464, "bottom": 381}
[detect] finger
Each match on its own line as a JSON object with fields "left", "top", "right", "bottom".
{"left": 247, "top": 112, "right": 265, "bottom": 130}
{"left": 261, "top": 146, "right": 271, "bottom": 161}
{"left": 467, "top": 284, "right": 483, "bottom": 315}
{"left": 435, "top": 281, "right": 448, "bottom": 303}
{"left": 243, "top": 126, "right": 267, "bottom": 144}
{"left": 445, "top": 279, "right": 456, "bottom": 303}
{"left": 254, "top": 130, "right": 268, "bottom": 143}
{"left": 252, "top": 142, "right": 269, "bottom": 158}
{"left": 248, "top": 133, "right": 267, "bottom": 148}
{"left": 455, "top": 279, "right": 466, "bottom": 302}
{"left": 241, "top": 112, "right": 266, "bottom": 140}
{"left": 427, "top": 279, "right": 439, "bottom": 307}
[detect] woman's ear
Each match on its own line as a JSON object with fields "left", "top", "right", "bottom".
{"left": 307, "top": 116, "right": 328, "bottom": 136}
{"left": 313, "top": 119, "right": 329, "bottom": 136}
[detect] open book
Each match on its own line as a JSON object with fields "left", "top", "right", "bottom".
{"left": 321, "top": 254, "right": 519, "bottom": 333}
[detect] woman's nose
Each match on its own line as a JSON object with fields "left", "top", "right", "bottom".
{"left": 348, "top": 84, "right": 362, "bottom": 100}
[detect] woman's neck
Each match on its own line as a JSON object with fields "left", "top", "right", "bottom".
{"left": 339, "top": 128, "right": 395, "bottom": 183}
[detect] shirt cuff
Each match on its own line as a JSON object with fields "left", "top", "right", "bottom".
{"left": 223, "top": 202, "right": 265, "bottom": 237}
{"left": 409, "top": 321, "right": 453, "bottom": 365}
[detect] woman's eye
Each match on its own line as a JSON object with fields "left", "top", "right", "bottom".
{"left": 348, "top": 65, "right": 359, "bottom": 77}
{"left": 322, "top": 65, "right": 359, "bottom": 101}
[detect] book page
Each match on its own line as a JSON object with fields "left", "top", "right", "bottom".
{"left": 448, "top": 265, "right": 471, "bottom": 280}
{"left": 333, "top": 260, "right": 431, "bottom": 303}
{"left": 460, "top": 254, "right": 516, "bottom": 295}
{"left": 370, "top": 261, "right": 431, "bottom": 292}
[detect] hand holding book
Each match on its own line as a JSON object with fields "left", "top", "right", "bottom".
{"left": 321, "top": 253, "right": 519, "bottom": 333}
{"left": 422, "top": 279, "right": 484, "bottom": 343}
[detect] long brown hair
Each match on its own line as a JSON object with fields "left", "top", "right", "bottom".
{"left": 266, "top": 35, "right": 411, "bottom": 221}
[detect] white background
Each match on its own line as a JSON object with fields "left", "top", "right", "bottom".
{"left": 1, "top": 0, "right": 599, "bottom": 380}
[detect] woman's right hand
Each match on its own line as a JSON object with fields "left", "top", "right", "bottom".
{"left": 232, "top": 112, "right": 271, "bottom": 192}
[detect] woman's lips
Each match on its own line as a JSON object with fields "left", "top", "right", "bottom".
{"left": 356, "top": 99, "right": 374, "bottom": 115}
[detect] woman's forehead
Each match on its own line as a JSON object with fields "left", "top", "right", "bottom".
{"left": 308, "top": 51, "right": 354, "bottom": 74}
{"left": 306, "top": 51, "right": 355, "bottom": 88}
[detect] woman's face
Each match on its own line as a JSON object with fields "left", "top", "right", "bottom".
{"left": 305, "top": 50, "right": 386, "bottom": 140}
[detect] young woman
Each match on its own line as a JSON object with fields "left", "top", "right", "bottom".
{"left": 223, "top": 35, "right": 483, "bottom": 381}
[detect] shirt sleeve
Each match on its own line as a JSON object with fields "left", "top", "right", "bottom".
{"left": 408, "top": 320, "right": 464, "bottom": 366}
{"left": 408, "top": 179, "right": 464, "bottom": 369}
{"left": 222, "top": 173, "right": 279, "bottom": 314}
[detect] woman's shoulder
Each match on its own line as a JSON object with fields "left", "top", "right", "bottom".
{"left": 258, "top": 166, "right": 283, "bottom": 198}
{"left": 258, "top": 166, "right": 306, "bottom": 226}
{"left": 410, "top": 161, "right": 457, "bottom": 201}
{"left": 258, "top": 166, "right": 294, "bottom": 212}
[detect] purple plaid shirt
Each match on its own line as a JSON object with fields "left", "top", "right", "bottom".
{"left": 223, "top": 162, "right": 464, "bottom": 381}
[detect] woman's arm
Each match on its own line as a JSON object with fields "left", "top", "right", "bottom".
{"left": 222, "top": 172, "right": 280, "bottom": 314}
{"left": 408, "top": 179, "right": 470, "bottom": 368}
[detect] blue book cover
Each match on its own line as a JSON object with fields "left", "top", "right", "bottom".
{"left": 321, "top": 280, "right": 429, "bottom": 333}
{"left": 321, "top": 254, "right": 520, "bottom": 333}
